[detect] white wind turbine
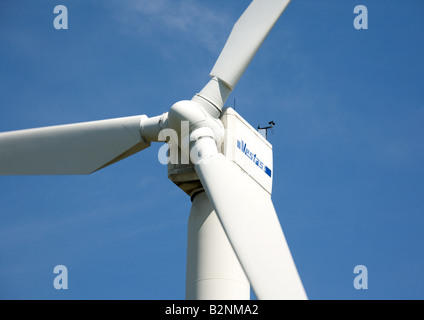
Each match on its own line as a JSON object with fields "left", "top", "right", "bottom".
{"left": 0, "top": 0, "right": 306, "bottom": 300}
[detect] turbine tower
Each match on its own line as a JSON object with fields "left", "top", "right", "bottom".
{"left": 0, "top": 0, "right": 306, "bottom": 300}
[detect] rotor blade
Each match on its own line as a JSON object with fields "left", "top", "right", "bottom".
{"left": 210, "top": 0, "right": 291, "bottom": 89}
{"left": 0, "top": 115, "right": 150, "bottom": 175}
{"left": 194, "top": 153, "right": 307, "bottom": 300}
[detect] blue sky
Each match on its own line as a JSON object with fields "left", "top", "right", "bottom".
{"left": 0, "top": 0, "right": 423, "bottom": 300}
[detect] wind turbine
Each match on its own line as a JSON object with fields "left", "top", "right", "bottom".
{"left": 0, "top": 0, "right": 306, "bottom": 300}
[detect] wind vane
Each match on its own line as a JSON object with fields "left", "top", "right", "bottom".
{"left": 258, "top": 121, "right": 275, "bottom": 140}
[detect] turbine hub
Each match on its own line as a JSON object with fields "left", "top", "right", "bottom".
{"left": 166, "top": 100, "right": 224, "bottom": 198}
{"left": 168, "top": 100, "right": 224, "bottom": 150}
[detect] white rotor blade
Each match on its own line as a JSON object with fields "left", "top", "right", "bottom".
{"left": 210, "top": 0, "right": 291, "bottom": 89}
{"left": 0, "top": 115, "right": 150, "bottom": 175}
{"left": 195, "top": 153, "right": 307, "bottom": 300}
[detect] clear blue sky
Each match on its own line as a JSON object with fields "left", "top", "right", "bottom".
{"left": 0, "top": 0, "right": 423, "bottom": 300}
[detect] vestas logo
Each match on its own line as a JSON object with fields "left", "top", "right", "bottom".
{"left": 237, "top": 140, "right": 272, "bottom": 178}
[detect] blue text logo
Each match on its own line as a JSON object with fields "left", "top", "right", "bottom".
{"left": 237, "top": 140, "right": 272, "bottom": 178}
